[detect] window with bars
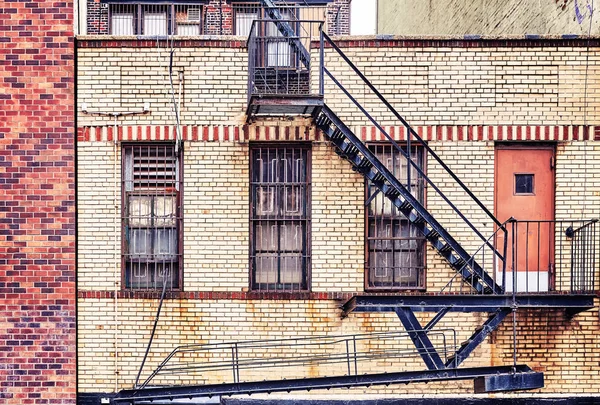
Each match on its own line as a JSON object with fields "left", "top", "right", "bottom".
{"left": 108, "top": 3, "right": 203, "bottom": 36}
{"left": 366, "top": 144, "right": 426, "bottom": 290}
{"left": 250, "top": 145, "right": 310, "bottom": 292}
{"left": 122, "top": 144, "right": 182, "bottom": 290}
{"left": 232, "top": 2, "right": 327, "bottom": 36}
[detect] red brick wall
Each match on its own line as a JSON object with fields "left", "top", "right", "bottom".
{"left": 0, "top": 0, "right": 76, "bottom": 403}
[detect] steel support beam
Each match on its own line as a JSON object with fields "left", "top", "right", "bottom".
{"left": 424, "top": 307, "right": 450, "bottom": 332}
{"left": 342, "top": 295, "right": 595, "bottom": 317}
{"left": 395, "top": 308, "right": 445, "bottom": 370}
{"left": 445, "top": 308, "right": 510, "bottom": 369}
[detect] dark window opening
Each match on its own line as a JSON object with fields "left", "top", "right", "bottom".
{"left": 250, "top": 145, "right": 310, "bottom": 292}
{"left": 123, "top": 143, "right": 182, "bottom": 290}
{"left": 515, "top": 173, "right": 534, "bottom": 195}
{"left": 366, "top": 144, "right": 426, "bottom": 290}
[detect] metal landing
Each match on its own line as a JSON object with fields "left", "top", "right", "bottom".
{"left": 113, "top": 365, "right": 543, "bottom": 403}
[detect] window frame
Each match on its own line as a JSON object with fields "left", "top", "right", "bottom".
{"left": 106, "top": 2, "right": 205, "bottom": 36}
{"left": 121, "top": 142, "right": 184, "bottom": 291}
{"left": 365, "top": 143, "right": 427, "bottom": 292}
{"left": 249, "top": 143, "right": 312, "bottom": 292}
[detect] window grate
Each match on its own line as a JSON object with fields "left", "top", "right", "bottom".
{"left": 108, "top": 3, "right": 203, "bottom": 36}
{"left": 250, "top": 145, "right": 311, "bottom": 292}
{"left": 366, "top": 144, "right": 426, "bottom": 290}
{"left": 123, "top": 144, "right": 182, "bottom": 290}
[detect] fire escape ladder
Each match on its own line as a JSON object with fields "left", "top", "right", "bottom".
{"left": 445, "top": 308, "right": 511, "bottom": 369}
{"left": 395, "top": 307, "right": 446, "bottom": 370}
{"left": 259, "top": 0, "right": 311, "bottom": 69}
{"left": 315, "top": 106, "right": 503, "bottom": 295}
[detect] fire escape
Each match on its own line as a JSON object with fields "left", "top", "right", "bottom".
{"left": 112, "top": 2, "right": 597, "bottom": 403}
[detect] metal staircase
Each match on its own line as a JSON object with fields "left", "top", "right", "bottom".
{"left": 315, "top": 105, "right": 503, "bottom": 295}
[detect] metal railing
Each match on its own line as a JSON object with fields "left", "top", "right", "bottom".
{"left": 137, "top": 329, "right": 458, "bottom": 389}
{"left": 247, "top": 19, "right": 323, "bottom": 101}
{"left": 506, "top": 219, "right": 598, "bottom": 294}
{"left": 233, "top": 2, "right": 328, "bottom": 35}
{"left": 442, "top": 219, "right": 599, "bottom": 294}
{"left": 568, "top": 219, "right": 598, "bottom": 292}
{"left": 320, "top": 31, "right": 508, "bottom": 294}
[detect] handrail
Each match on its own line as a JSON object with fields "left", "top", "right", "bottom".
{"left": 566, "top": 218, "right": 598, "bottom": 237}
{"left": 138, "top": 329, "right": 458, "bottom": 389}
{"left": 323, "top": 66, "right": 505, "bottom": 259}
{"left": 441, "top": 221, "right": 509, "bottom": 293}
{"left": 321, "top": 32, "right": 504, "bottom": 233}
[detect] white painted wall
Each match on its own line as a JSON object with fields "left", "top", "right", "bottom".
{"left": 350, "top": 0, "right": 377, "bottom": 35}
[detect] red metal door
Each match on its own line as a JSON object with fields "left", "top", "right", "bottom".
{"left": 495, "top": 146, "right": 555, "bottom": 292}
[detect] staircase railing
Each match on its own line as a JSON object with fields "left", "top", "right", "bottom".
{"left": 137, "top": 329, "right": 458, "bottom": 389}
{"left": 320, "top": 31, "right": 508, "bottom": 293}
{"left": 441, "top": 222, "right": 510, "bottom": 294}
{"left": 247, "top": 19, "right": 324, "bottom": 103}
{"left": 502, "top": 219, "right": 598, "bottom": 294}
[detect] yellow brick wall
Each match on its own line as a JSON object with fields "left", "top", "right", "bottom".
{"left": 321, "top": 46, "right": 600, "bottom": 128}
{"left": 77, "top": 46, "right": 248, "bottom": 126}
{"left": 77, "top": 43, "right": 600, "bottom": 128}
{"left": 183, "top": 142, "right": 249, "bottom": 291}
{"left": 78, "top": 298, "right": 493, "bottom": 394}
{"left": 77, "top": 142, "right": 121, "bottom": 290}
{"left": 77, "top": 135, "right": 600, "bottom": 395}
{"left": 76, "top": 41, "right": 600, "bottom": 397}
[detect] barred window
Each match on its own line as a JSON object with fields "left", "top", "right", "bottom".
{"left": 366, "top": 144, "right": 426, "bottom": 290}
{"left": 250, "top": 145, "right": 310, "bottom": 292}
{"left": 108, "top": 3, "right": 203, "bottom": 36}
{"left": 122, "top": 144, "right": 182, "bottom": 290}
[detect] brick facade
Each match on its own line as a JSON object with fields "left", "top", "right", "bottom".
{"left": 84, "top": 0, "right": 350, "bottom": 36}
{"left": 75, "top": 38, "right": 600, "bottom": 399}
{"left": 0, "top": 0, "right": 76, "bottom": 403}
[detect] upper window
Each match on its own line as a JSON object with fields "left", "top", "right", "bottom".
{"left": 108, "top": 3, "right": 203, "bottom": 36}
{"left": 250, "top": 145, "right": 311, "bottom": 292}
{"left": 366, "top": 144, "right": 426, "bottom": 290}
{"left": 122, "top": 144, "right": 182, "bottom": 290}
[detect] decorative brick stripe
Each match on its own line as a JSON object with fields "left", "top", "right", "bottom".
{"left": 360, "top": 125, "right": 597, "bottom": 142}
{"left": 77, "top": 37, "right": 247, "bottom": 49}
{"left": 78, "top": 125, "right": 598, "bottom": 142}
{"left": 78, "top": 125, "right": 323, "bottom": 142}
{"left": 78, "top": 290, "right": 353, "bottom": 300}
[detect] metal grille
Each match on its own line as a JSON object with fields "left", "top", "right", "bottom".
{"left": 250, "top": 145, "right": 310, "bottom": 292}
{"left": 233, "top": 2, "right": 327, "bottom": 36}
{"left": 123, "top": 144, "right": 182, "bottom": 290}
{"left": 108, "top": 3, "right": 203, "bottom": 36}
{"left": 366, "top": 144, "right": 425, "bottom": 290}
